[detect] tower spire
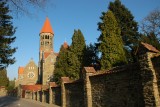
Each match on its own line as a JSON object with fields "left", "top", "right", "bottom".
{"left": 40, "top": 17, "right": 54, "bottom": 34}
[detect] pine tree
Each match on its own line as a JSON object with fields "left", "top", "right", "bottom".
{"left": 108, "top": 0, "right": 140, "bottom": 62}
{"left": 98, "top": 10, "right": 127, "bottom": 70}
{"left": 54, "top": 43, "right": 69, "bottom": 83}
{"left": 70, "top": 29, "right": 86, "bottom": 70}
{"left": 0, "top": 1, "right": 16, "bottom": 69}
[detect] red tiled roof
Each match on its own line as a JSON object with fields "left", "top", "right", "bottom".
{"left": 44, "top": 52, "right": 51, "bottom": 59}
{"left": 40, "top": 17, "right": 54, "bottom": 34}
{"left": 43, "top": 52, "right": 58, "bottom": 59}
{"left": 21, "top": 85, "right": 42, "bottom": 91}
{"left": 141, "top": 42, "right": 159, "bottom": 53}
{"left": 61, "top": 77, "right": 70, "bottom": 83}
{"left": 18, "top": 67, "right": 24, "bottom": 74}
{"left": 49, "top": 82, "right": 58, "bottom": 87}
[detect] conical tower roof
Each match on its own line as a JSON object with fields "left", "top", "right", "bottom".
{"left": 40, "top": 17, "right": 54, "bottom": 34}
{"left": 63, "top": 41, "right": 69, "bottom": 49}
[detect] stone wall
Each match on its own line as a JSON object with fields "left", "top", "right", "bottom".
{"left": 152, "top": 56, "right": 160, "bottom": 97}
{"left": 139, "top": 52, "right": 160, "bottom": 106}
{"left": 17, "top": 43, "right": 160, "bottom": 107}
{"left": 39, "top": 91, "right": 42, "bottom": 102}
{"left": 64, "top": 80, "right": 84, "bottom": 107}
{"left": 90, "top": 64, "right": 144, "bottom": 107}
{"left": 0, "top": 86, "right": 7, "bottom": 96}
{"left": 44, "top": 90, "right": 49, "bottom": 103}
{"left": 52, "top": 86, "right": 61, "bottom": 106}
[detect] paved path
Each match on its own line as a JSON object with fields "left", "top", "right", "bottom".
{"left": 0, "top": 96, "right": 60, "bottom": 107}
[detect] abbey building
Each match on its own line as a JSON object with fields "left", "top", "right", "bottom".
{"left": 15, "top": 17, "right": 59, "bottom": 86}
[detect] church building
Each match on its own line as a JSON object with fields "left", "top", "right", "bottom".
{"left": 15, "top": 17, "right": 59, "bottom": 86}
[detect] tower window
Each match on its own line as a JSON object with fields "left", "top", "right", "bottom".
{"left": 41, "top": 42, "right": 44, "bottom": 45}
{"left": 45, "top": 41, "right": 49, "bottom": 45}
{"left": 45, "top": 35, "right": 47, "bottom": 39}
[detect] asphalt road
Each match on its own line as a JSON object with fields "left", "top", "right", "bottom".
{"left": 0, "top": 96, "right": 58, "bottom": 107}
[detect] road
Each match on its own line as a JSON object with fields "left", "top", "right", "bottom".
{"left": 0, "top": 96, "right": 59, "bottom": 107}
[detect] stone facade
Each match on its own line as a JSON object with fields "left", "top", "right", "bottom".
{"left": 15, "top": 17, "right": 57, "bottom": 86}
{"left": 16, "top": 59, "right": 38, "bottom": 86}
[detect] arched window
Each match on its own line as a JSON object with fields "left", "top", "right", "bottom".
{"left": 45, "top": 35, "right": 47, "bottom": 39}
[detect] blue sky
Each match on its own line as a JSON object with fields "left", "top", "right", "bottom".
{"left": 7, "top": 0, "right": 160, "bottom": 80}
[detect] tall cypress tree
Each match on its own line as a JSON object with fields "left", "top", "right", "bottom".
{"left": 98, "top": 10, "right": 127, "bottom": 70}
{"left": 54, "top": 43, "right": 69, "bottom": 83}
{"left": 108, "top": 0, "right": 139, "bottom": 62}
{"left": 67, "top": 51, "right": 80, "bottom": 79}
{"left": 70, "top": 29, "right": 86, "bottom": 70}
{"left": 0, "top": 1, "right": 16, "bottom": 69}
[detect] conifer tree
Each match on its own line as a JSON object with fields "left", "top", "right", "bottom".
{"left": 108, "top": 0, "right": 140, "bottom": 62}
{"left": 83, "top": 43, "right": 99, "bottom": 67}
{"left": 67, "top": 51, "right": 80, "bottom": 79}
{"left": 54, "top": 29, "right": 86, "bottom": 82}
{"left": 69, "top": 29, "right": 86, "bottom": 70}
{"left": 98, "top": 10, "right": 127, "bottom": 70}
{"left": 0, "top": 1, "right": 16, "bottom": 69}
{"left": 54, "top": 44, "right": 69, "bottom": 83}
{"left": 0, "top": 69, "right": 9, "bottom": 86}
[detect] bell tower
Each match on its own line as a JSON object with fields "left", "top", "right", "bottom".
{"left": 39, "top": 17, "right": 54, "bottom": 60}
{"left": 39, "top": 17, "right": 54, "bottom": 84}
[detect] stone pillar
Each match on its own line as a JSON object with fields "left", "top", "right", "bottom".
{"left": 139, "top": 52, "right": 160, "bottom": 106}
{"left": 147, "top": 52, "right": 160, "bottom": 107}
{"left": 32, "top": 91, "right": 34, "bottom": 100}
{"left": 61, "top": 77, "right": 70, "bottom": 107}
{"left": 33, "top": 91, "right": 36, "bottom": 100}
{"left": 42, "top": 90, "right": 45, "bottom": 103}
{"left": 37, "top": 91, "right": 40, "bottom": 101}
{"left": 17, "top": 84, "right": 22, "bottom": 98}
{"left": 83, "top": 67, "right": 96, "bottom": 107}
{"left": 49, "top": 82, "right": 55, "bottom": 104}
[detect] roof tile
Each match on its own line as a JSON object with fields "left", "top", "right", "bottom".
{"left": 18, "top": 67, "right": 24, "bottom": 74}
{"left": 40, "top": 17, "right": 54, "bottom": 34}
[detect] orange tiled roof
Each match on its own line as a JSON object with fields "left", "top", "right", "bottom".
{"left": 21, "top": 85, "right": 42, "bottom": 91}
{"left": 18, "top": 67, "right": 24, "bottom": 74}
{"left": 44, "top": 52, "right": 51, "bottom": 59}
{"left": 44, "top": 52, "right": 59, "bottom": 59}
{"left": 40, "top": 17, "right": 54, "bottom": 34}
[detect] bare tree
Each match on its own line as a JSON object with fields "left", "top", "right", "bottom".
{"left": 5, "top": 0, "right": 52, "bottom": 16}
{"left": 141, "top": 8, "right": 160, "bottom": 39}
